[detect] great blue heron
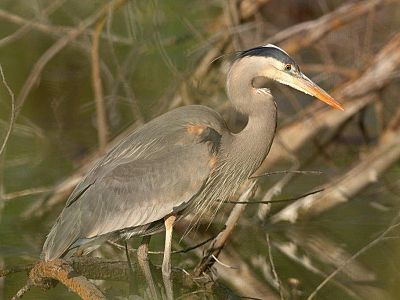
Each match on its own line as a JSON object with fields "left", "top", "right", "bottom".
{"left": 42, "top": 44, "right": 343, "bottom": 278}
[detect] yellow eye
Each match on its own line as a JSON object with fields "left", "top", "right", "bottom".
{"left": 285, "top": 64, "right": 292, "bottom": 71}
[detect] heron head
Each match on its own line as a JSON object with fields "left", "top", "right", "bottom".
{"left": 235, "top": 44, "right": 344, "bottom": 111}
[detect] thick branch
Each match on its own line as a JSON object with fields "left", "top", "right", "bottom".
{"left": 29, "top": 259, "right": 106, "bottom": 300}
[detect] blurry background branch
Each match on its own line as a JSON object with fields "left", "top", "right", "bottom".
{"left": 91, "top": 17, "right": 108, "bottom": 153}
{"left": 268, "top": 0, "right": 394, "bottom": 53}
{"left": 272, "top": 107, "right": 400, "bottom": 223}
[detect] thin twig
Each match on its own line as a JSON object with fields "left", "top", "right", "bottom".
{"left": 0, "top": 0, "right": 66, "bottom": 47}
{"left": 211, "top": 254, "right": 238, "bottom": 269}
{"left": 108, "top": 234, "right": 218, "bottom": 255}
{"left": 11, "top": 281, "right": 32, "bottom": 300}
{"left": 166, "top": 234, "right": 218, "bottom": 255}
{"left": 257, "top": 161, "right": 300, "bottom": 220}
{"left": 224, "top": 189, "right": 324, "bottom": 205}
{"left": 0, "top": 65, "right": 16, "bottom": 158}
{"left": 266, "top": 234, "right": 285, "bottom": 300}
{"left": 3, "top": 187, "right": 52, "bottom": 201}
{"left": 251, "top": 170, "right": 322, "bottom": 178}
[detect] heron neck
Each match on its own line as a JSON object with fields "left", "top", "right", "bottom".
{"left": 226, "top": 97, "right": 277, "bottom": 175}
{"left": 225, "top": 57, "right": 278, "bottom": 175}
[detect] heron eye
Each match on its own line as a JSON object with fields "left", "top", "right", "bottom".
{"left": 285, "top": 64, "right": 292, "bottom": 71}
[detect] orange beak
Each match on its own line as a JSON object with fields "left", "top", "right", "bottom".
{"left": 295, "top": 74, "right": 344, "bottom": 111}
{"left": 276, "top": 72, "right": 344, "bottom": 111}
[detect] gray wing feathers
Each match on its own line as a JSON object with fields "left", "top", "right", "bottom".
{"left": 42, "top": 208, "right": 81, "bottom": 261}
{"left": 82, "top": 145, "right": 211, "bottom": 238}
{"left": 42, "top": 105, "right": 225, "bottom": 260}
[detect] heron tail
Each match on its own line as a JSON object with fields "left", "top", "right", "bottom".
{"left": 41, "top": 210, "right": 81, "bottom": 261}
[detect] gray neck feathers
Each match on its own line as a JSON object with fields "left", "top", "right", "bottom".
{"left": 224, "top": 57, "right": 277, "bottom": 175}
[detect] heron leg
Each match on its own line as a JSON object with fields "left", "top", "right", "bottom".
{"left": 162, "top": 214, "right": 176, "bottom": 300}
{"left": 137, "top": 236, "right": 158, "bottom": 299}
{"left": 162, "top": 214, "right": 176, "bottom": 276}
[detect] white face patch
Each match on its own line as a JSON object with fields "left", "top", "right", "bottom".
{"left": 255, "top": 88, "right": 271, "bottom": 96}
{"left": 262, "top": 44, "right": 290, "bottom": 56}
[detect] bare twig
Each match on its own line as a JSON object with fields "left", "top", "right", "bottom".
{"left": 0, "top": 0, "right": 66, "bottom": 47}
{"left": 107, "top": 233, "right": 218, "bottom": 255}
{"left": 0, "top": 65, "right": 16, "bottom": 158}
{"left": 11, "top": 281, "right": 32, "bottom": 300}
{"left": 211, "top": 254, "right": 238, "bottom": 269}
{"left": 266, "top": 234, "right": 284, "bottom": 300}
{"left": 0, "top": 65, "right": 16, "bottom": 202}
{"left": 251, "top": 170, "right": 323, "bottom": 178}
{"left": 0, "top": 7, "right": 132, "bottom": 46}
{"left": 3, "top": 187, "right": 52, "bottom": 201}
{"left": 0, "top": 8, "right": 69, "bottom": 37}
{"left": 224, "top": 189, "right": 324, "bottom": 205}
{"left": 258, "top": 161, "right": 300, "bottom": 220}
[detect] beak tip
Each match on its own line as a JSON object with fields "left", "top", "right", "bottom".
{"left": 337, "top": 104, "right": 345, "bottom": 111}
